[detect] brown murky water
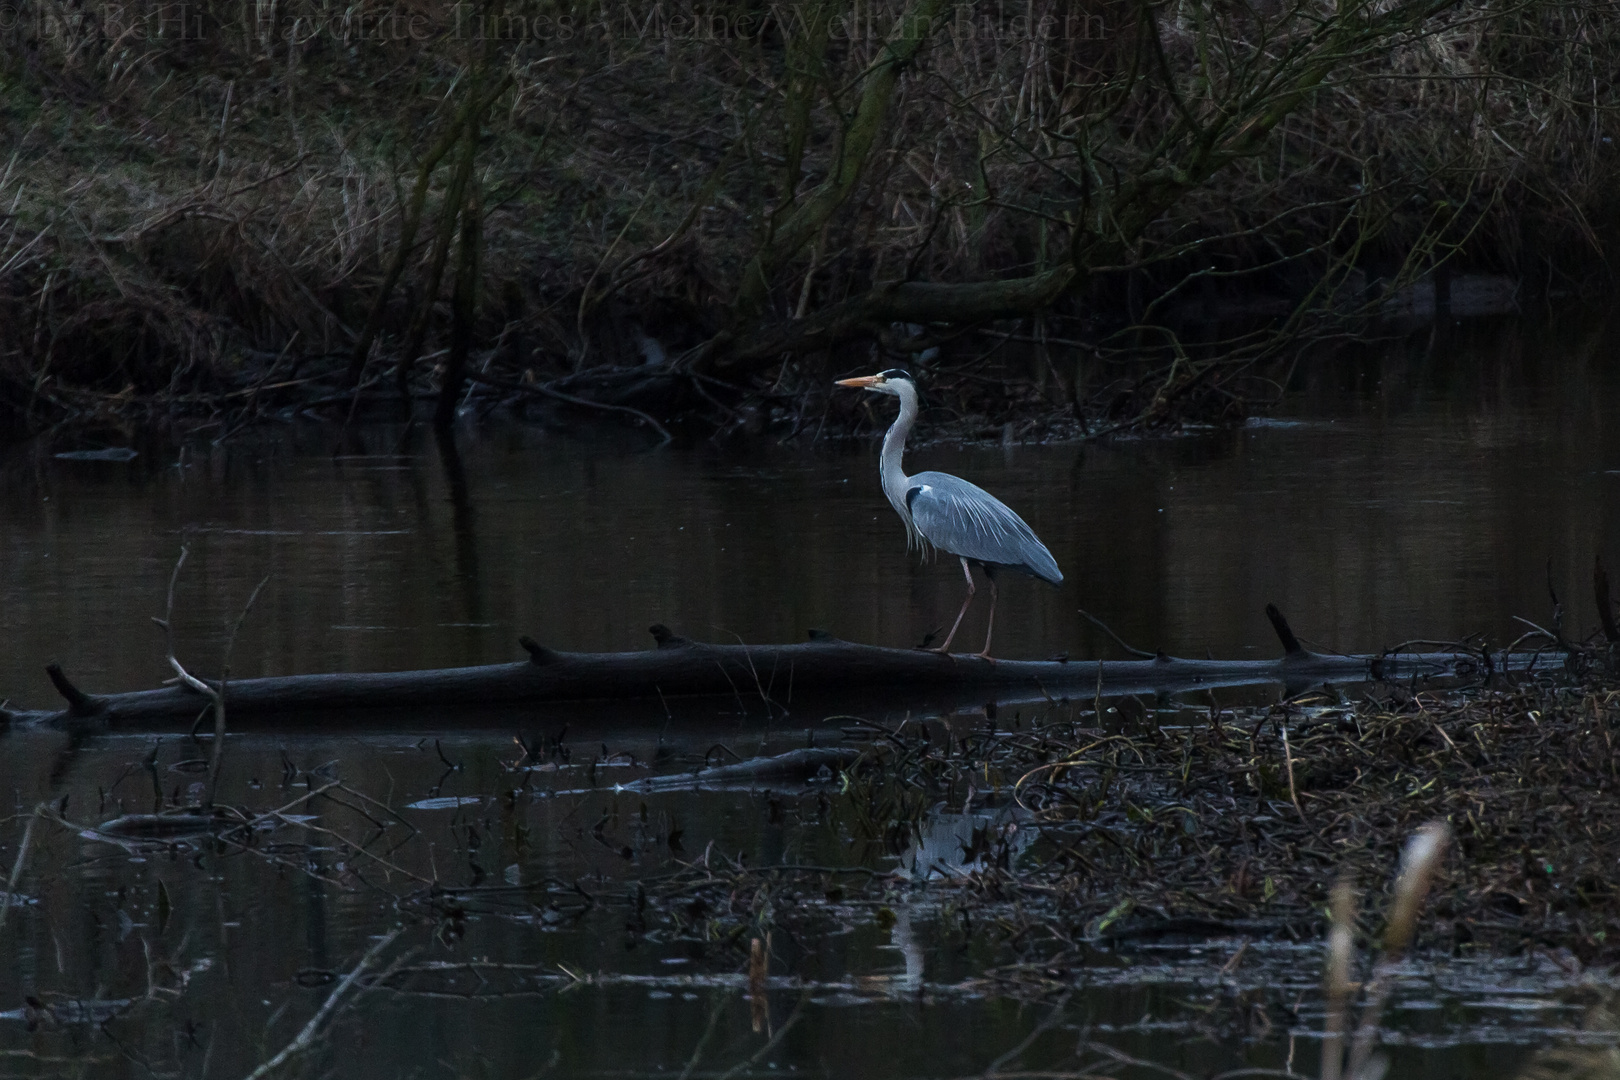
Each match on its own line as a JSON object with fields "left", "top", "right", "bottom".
{"left": 0, "top": 308, "right": 1618, "bottom": 1077}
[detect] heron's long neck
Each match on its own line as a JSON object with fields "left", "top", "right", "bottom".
{"left": 880, "top": 383, "right": 918, "bottom": 529}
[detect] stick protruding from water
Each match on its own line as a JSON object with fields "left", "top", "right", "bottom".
{"left": 1344, "top": 820, "right": 1451, "bottom": 1080}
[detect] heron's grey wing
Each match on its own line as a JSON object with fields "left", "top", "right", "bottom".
{"left": 905, "top": 472, "right": 1063, "bottom": 584}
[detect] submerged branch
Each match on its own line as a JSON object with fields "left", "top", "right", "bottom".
{"left": 241, "top": 927, "right": 404, "bottom": 1080}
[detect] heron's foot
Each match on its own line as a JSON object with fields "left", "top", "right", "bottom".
{"left": 975, "top": 651, "right": 997, "bottom": 664}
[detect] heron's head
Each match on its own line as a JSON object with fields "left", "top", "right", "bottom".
{"left": 834, "top": 369, "right": 914, "bottom": 397}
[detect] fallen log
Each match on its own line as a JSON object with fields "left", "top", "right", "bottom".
{"left": 0, "top": 605, "right": 1503, "bottom": 730}
{"left": 623, "top": 746, "right": 866, "bottom": 792}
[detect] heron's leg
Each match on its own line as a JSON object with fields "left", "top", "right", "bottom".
{"left": 976, "top": 576, "right": 999, "bottom": 660}
{"left": 930, "top": 557, "right": 976, "bottom": 654}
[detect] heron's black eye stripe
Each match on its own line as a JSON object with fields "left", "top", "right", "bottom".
{"left": 879, "top": 368, "right": 913, "bottom": 382}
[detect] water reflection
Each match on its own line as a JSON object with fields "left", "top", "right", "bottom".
{"left": 902, "top": 804, "right": 1033, "bottom": 880}
{"left": 885, "top": 904, "right": 926, "bottom": 992}
{"left": 0, "top": 310, "right": 1618, "bottom": 1076}
{"left": 3, "top": 312, "right": 1618, "bottom": 715}
{"left": 0, "top": 723, "right": 1594, "bottom": 1079}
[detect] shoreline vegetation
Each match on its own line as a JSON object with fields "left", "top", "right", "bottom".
{"left": 0, "top": 0, "right": 1615, "bottom": 443}
{"left": 14, "top": 620, "right": 1619, "bottom": 1078}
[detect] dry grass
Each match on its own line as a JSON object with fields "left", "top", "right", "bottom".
{"left": 613, "top": 656, "right": 1620, "bottom": 1018}
{"left": 0, "top": 0, "right": 1615, "bottom": 433}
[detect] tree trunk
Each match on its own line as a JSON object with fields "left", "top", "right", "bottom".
{"left": 4, "top": 615, "right": 1492, "bottom": 729}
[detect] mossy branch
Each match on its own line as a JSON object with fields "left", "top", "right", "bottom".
{"left": 345, "top": 72, "right": 512, "bottom": 388}
{"left": 733, "top": 0, "right": 955, "bottom": 316}
{"left": 435, "top": 144, "right": 483, "bottom": 431}
{"left": 396, "top": 119, "right": 479, "bottom": 399}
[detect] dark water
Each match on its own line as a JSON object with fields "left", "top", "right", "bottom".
{"left": 1, "top": 309, "right": 1618, "bottom": 1078}
{"left": 6, "top": 318, "right": 1619, "bottom": 709}
{"left": 0, "top": 724, "right": 1605, "bottom": 1080}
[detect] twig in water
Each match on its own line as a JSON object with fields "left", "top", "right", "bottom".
{"left": 240, "top": 927, "right": 403, "bottom": 1080}
{"left": 209, "top": 573, "right": 270, "bottom": 807}
{"left": 1320, "top": 878, "right": 1356, "bottom": 1080}
{"left": 1511, "top": 616, "right": 1570, "bottom": 652}
{"left": 1344, "top": 822, "right": 1450, "bottom": 1080}
{"left": 1548, "top": 557, "right": 1567, "bottom": 645}
{"left": 676, "top": 993, "right": 729, "bottom": 1080}
{"left": 150, "top": 546, "right": 269, "bottom": 808}
{"left": 716, "top": 989, "right": 810, "bottom": 1080}
{"left": 1281, "top": 724, "right": 1305, "bottom": 822}
{"left": 1078, "top": 608, "right": 1157, "bottom": 659}
{"left": 982, "top": 990, "right": 1072, "bottom": 1076}
{"left": 748, "top": 935, "right": 769, "bottom": 1032}
{"left": 152, "top": 546, "right": 216, "bottom": 704}
{"left": 1596, "top": 556, "right": 1619, "bottom": 644}
{"left": 0, "top": 806, "right": 42, "bottom": 932}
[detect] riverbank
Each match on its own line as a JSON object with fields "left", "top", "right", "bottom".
{"left": 0, "top": 0, "right": 1616, "bottom": 442}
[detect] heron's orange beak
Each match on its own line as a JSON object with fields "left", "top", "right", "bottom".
{"left": 835, "top": 375, "right": 882, "bottom": 389}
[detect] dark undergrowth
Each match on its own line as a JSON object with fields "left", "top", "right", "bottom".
{"left": 0, "top": 0, "right": 1616, "bottom": 443}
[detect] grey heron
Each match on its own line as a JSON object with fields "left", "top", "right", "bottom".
{"left": 836, "top": 369, "right": 1063, "bottom": 658}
